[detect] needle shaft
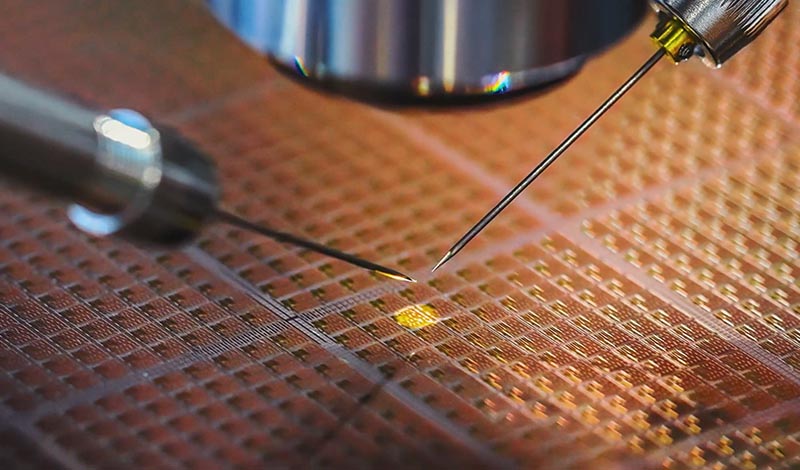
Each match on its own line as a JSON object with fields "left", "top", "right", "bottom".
{"left": 215, "top": 209, "right": 415, "bottom": 282}
{"left": 433, "top": 49, "right": 666, "bottom": 272}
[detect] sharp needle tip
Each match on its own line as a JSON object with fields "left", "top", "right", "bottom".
{"left": 374, "top": 270, "right": 417, "bottom": 283}
{"left": 431, "top": 251, "right": 452, "bottom": 273}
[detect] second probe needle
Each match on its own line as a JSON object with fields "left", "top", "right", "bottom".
{"left": 216, "top": 209, "right": 416, "bottom": 283}
{"left": 432, "top": 49, "right": 666, "bottom": 272}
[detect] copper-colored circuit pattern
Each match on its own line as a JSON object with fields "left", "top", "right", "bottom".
{"left": 0, "top": 1, "right": 799, "bottom": 468}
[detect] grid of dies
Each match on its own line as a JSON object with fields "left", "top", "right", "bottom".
{"left": 178, "top": 82, "right": 539, "bottom": 312}
{"left": 34, "top": 336, "right": 478, "bottom": 469}
{"left": 723, "top": 2, "right": 800, "bottom": 123}
{"left": 0, "top": 190, "right": 482, "bottom": 467}
{"left": 583, "top": 141, "right": 800, "bottom": 374}
{"left": 0, "top": 187, "right": 283, "bottom": 413}
{"left": 0, "top": 2, "right": 796, "bottom": 469}
{"left": 665, "top": 411, "right": 800, "bottom": 470}
{"left": 402, "top": 20, "right": 794, "bottom": 217}
{"left": 305, "top": 232, "right": 800, "bottom": 467}
{"left": 0, "top": 0, "right": 271, "bottom": 119}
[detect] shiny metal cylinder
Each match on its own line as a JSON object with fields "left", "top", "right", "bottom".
{"left": 0, "top": 73, "right": 106, "bottom": 207}
{"left": 0, "top": 73, "right": 219, "bottom": 246}
{"left": 208, "top": 0, "right": 648, "bottom": 99}
{"left": 651, "top": 0, "right": 788, "bottom": 66}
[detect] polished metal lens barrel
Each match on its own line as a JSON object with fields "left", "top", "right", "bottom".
{"left": 208, "top": 0, "right": 648, "bottom": 99}
{"left": 0, "top": 73, "right": 219, "bottom": 246}
{"left": 650, "top": 0, "right": 788, "bottom": 66}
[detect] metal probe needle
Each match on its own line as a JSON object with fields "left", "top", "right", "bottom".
{"left": 215, "top": 209, "right": 416, "bottom": 283}
{"left": 432, "top": 49, "right": 666, "bottom": 272}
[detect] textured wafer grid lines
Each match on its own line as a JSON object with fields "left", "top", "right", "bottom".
{"left": 178, "top": 81, "right": 540, "bottom": 311}
{"left": 30, "top": 349, "right": 475, "bottom": 468}
{"left": 0, "top": 0, "right": 272, "bottom": 118}
{"left": 402, "top": 13, "right": 797, "bottom": 217}
{"left": 1, "top": 190, "right": 278, "bottom": 410}
{"left": 722, "top": 3, "right": 800, "bottom": 123}
{"left": 299, "top": 234, "right": 800, "bottom": 467}
{"left": 582, "top": 141, "right": 800, "bottom": 381}
{"left": 0, "top": 189, "right": 481, "bottom": 468}
{"left": 1, "top": 0, "right": 800, "bottom": 469}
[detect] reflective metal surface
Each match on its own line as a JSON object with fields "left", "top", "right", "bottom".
{"left": 0, "top": 73, "right": 219, "bottom": 246}
{"left": 208, "top": 0, "right": 648, "bottom": 99}
{"left": 651, "top": 0, "right": 789, "bottom": 66}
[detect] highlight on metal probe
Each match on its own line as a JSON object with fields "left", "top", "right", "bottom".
{"left": 432, "top": 0, "right": 788, "bottom": 272}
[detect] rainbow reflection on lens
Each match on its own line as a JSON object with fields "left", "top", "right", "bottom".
{"left": 294, "top": 56, "right": 310, "bottom": 77}
{"left": 482, "top": 71, "right": 511, "bottom": 94}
